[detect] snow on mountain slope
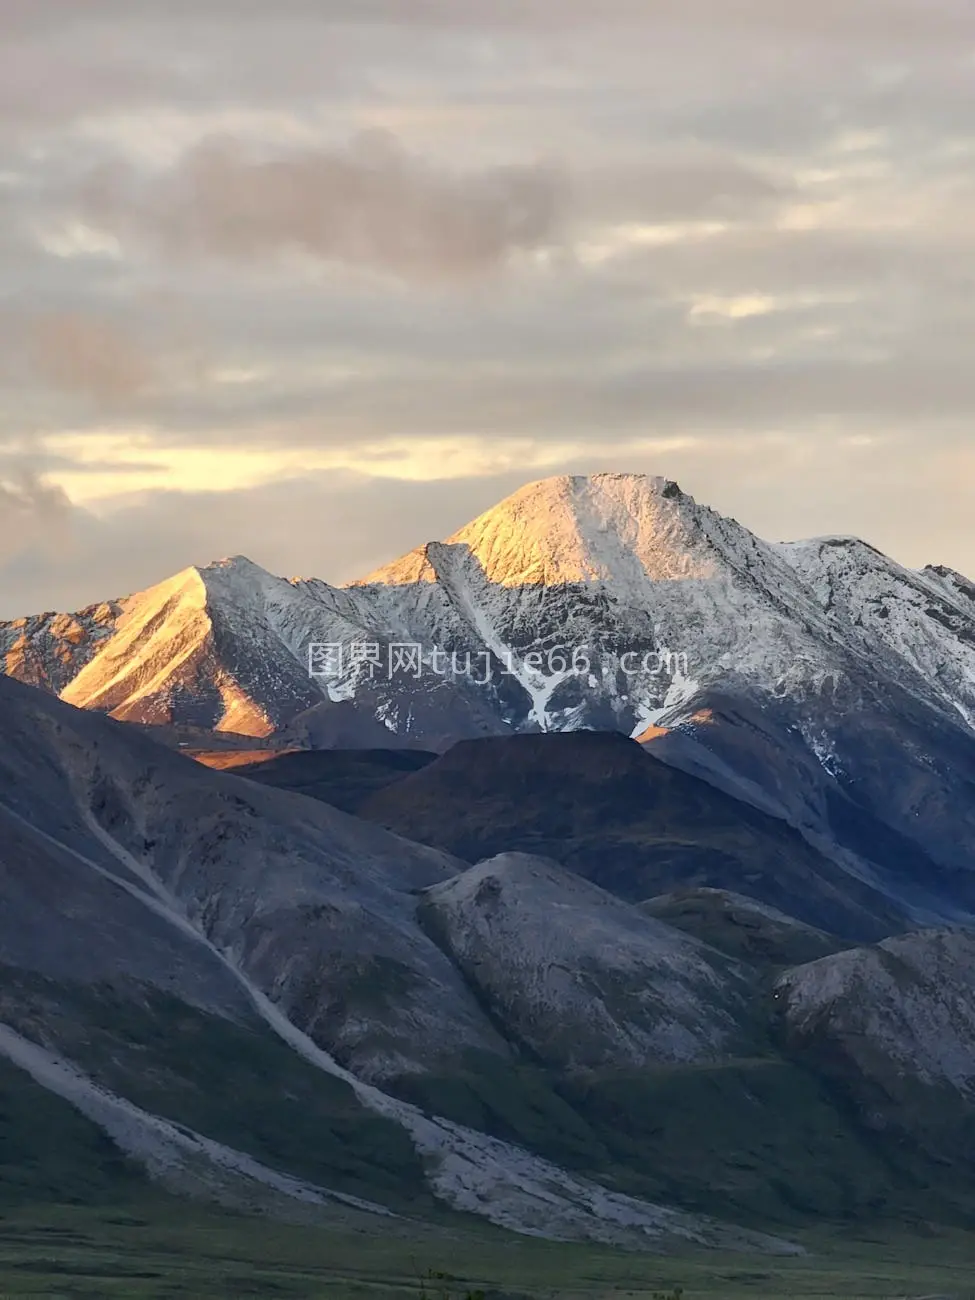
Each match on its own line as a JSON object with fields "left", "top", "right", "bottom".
{"left": 1, "top": 600, "right": 123, "bottom": 693}
{"left": 63, "top": 561, "right": 309, "bottom": 734}
{"left": 927, "top": 562, "right": 975, "bottom": 610}
{"left": 347, "top": 474, "right": 854, "bottom": 736}
{"left": 356, "top": 471, "right": 836, "bottom": 644}
{"left": 0, "top": 474, "right": 835, "bottom": 739}
{"left": 779, "top": 536, "right": 975, "bottom": 728}
{"left": 350, "top": 475, "right": 975, "bottom": 739}
{"left": 53, "top": 557, "right": 380, "bottom": 737}
{"left": 346, "top": 473, "right": 972, "bottom": 754}
{"left": 59, "top": 566, "right": 225, "bottom": 722}
{"left": 358, "top": 473, "right": 717, "bottom": 587}
{"left": 1, "top": 552, "right": 508, "bottom": 743}
{"left": 6, "top": 472, "right": 974, "bottom": 748}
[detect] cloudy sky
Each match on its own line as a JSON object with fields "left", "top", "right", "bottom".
{"left": 1, "top": 0, "right": 974, "bottom": 615}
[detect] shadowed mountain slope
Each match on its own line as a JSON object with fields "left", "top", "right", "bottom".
{"left": 356, "top": 731, "right": 910, "bottom": 941}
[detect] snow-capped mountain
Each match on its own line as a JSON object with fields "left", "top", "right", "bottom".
{"left": 5, "top": 472, "right": 975, "bottom": 923}
{"left": 7, "top": 473, "right": 974, "bottom": 745}
{"left": 779, "top": 536, "right": 975, "bottom": 730}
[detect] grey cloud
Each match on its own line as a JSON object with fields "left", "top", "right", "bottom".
{"left": 577, "top": 154, "right": 792, "bottom": 224}
{"left": 0, "top": 467, "right": 73, "bottom": 567}
{"left": 0, "top": 0, "right": 973, "bottom": 613}
{"left": 7, "top": 216, "right": 975, "bottom": 450}
{"left": 26, "top": 312, "right": 154, "bottom": 406}
{"left": 0, "top": 23, "right": 193, "bottom": 132}
{"left": 236, "top": 359, "right": 975, "bottom": 441}
{"left": 80, "top": 132, "right": 567, "bottom": 282}
{"left": 2, "top": 1, "right": 969, "bottom": 158}
{"left": 31, "top": 353, "right": 975, "bottom": 454}
{"left": 3, "top": 0, "right": 972, "bottom": 41}
{"left": 0, "top": 291, "right": 214, "bottom": 435}
{"left": 0, "top": 451, "right": 167, "bottom": 476}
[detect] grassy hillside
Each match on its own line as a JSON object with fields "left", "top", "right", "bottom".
{"left": 393, "top": 1047, "right": 975, "bottom": 1231}
{"left": 0, "top": 1056, "right": 145, "bottom": 1209}
{"left": 2, "top": 972, "right": 975, "bottom": 1295}
{"left": 640, "top": 889, "right": 844, "bottom": 969}
{"left": 0, "top": 970, "right": 430, "bottom": 1211}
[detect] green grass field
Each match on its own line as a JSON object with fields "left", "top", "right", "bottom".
{"left": 0, "top": 1199, "right": 973, "bottom": 1299}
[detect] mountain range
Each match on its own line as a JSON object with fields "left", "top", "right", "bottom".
{"left": 6, "top": 472, "right": 975, "bottom": 929}
{"left": 4, "top": 472, "right": 975, "bottom": 1259}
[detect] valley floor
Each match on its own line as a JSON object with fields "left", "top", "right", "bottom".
{"left": 0, "top": 1200, "right": 973, "bottom": 1299}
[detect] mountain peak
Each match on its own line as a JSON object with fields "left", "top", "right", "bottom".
{"left": 353, "top": 472, "right": 714, "bottom": 588}
{"left": 513, "top": 471, "right": 683, "bottom": 498}
{"left": 201, "top": 554, "right": 262, "bottom": 573}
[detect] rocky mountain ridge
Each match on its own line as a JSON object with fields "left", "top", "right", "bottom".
{"left": 5, "top": 475, "right": 975, "bottom": 923}
{"left": 7, "top": 474, "right": 975, "bottom": 747}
